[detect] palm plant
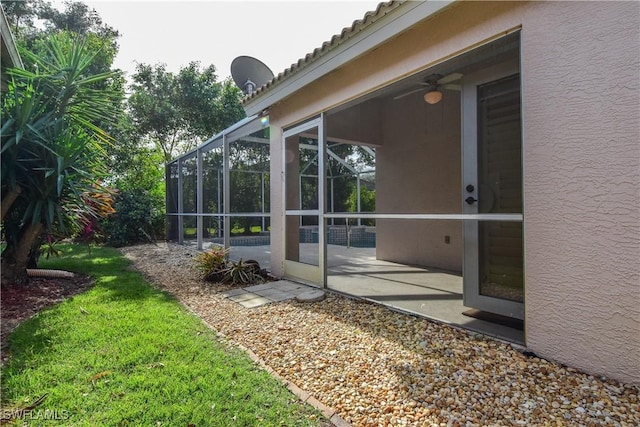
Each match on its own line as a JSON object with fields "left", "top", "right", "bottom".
{"left": 1, "top": 34, "right": 121, "bottom": 285}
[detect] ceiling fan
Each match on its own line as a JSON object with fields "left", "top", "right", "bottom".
{"left": 393, "top": 72, "right": 463, "bottom": 103}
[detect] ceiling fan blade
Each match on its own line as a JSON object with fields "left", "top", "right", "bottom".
{"left": 438, "top": 72, "right": 463, "bottom": 85}
{"left": 393, "top": 87, "right": 424, "bottom": 100}
{"left": 442, "top": 83, "right": 461, "bottom": 91}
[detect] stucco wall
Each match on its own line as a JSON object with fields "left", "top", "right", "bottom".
{"left": 519, "top": 1, "right": 640, "bottom": 385}
{"left": 376, "top": 89, "right": 462, "bottom": 271}
{"left": 268, "top": 1, "right": 640, "bottom": 384}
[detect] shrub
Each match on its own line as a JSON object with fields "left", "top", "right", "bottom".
{"left": 101, "top": 189, "right": 165, "bottom": 247}
{"left": 222, "top": 259, "right": 263, "bottom": 286}
{"left": 194, "top": 246, "right": 230, "bottom": 282}
{"left": 194, "top": 249, "right": 266, "bottom": 286}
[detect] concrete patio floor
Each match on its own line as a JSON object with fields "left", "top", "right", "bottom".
{"left": 203, "top": 242, "right": 525, "bottom": 345}
{"left": 327, "top": 258, "right": 524, "bottom": 344}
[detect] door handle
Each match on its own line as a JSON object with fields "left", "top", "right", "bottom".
{"left": 465, "top": 196, "right": 477, "bottom": 205}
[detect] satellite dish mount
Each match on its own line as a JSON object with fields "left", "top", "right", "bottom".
{"left": 243, "top": 78, "right": 256, "bottom": 96}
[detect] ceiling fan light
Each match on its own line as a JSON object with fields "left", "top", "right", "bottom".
{"left": 424, "top": 89, "right": 443, "bottom": 105}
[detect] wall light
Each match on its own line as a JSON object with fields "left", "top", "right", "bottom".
{"left": 424, "top": 89, "right": 443, "bottom": 105}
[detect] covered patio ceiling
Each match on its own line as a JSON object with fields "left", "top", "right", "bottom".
{"left": 324, "top": 31, "right": 521, "bottom": 141}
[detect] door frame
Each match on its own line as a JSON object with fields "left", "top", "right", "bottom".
{"left": 462, "top": 58, "right": 524, "bottom": 319}
{"left": 282, "top": 114, "right": 327, "bottom": 287}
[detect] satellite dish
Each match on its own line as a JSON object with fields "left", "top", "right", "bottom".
{"left": 231, "top": 56, "right": 274, "bottom": 96}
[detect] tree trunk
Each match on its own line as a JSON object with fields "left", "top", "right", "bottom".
{"left": 1, "top": 185, "right": 22, "bottom": 221}
{"left": 0, "top": 222, "right": 43, "bottom": 286}
{"left": 27, "top": 234, "right": 44, "bottom": 268}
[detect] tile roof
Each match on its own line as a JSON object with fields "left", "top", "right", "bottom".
{"left": 242, "top": 0, "right": 404, "bottom": 104}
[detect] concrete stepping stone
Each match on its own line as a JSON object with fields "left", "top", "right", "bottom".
{"left": 238, "top": 296, "right": 272, "bottom": 308}
{"left": 245, "top": 283, "right": 274, "bottom": 292}
{"left": 228, "top": 292, "right": 259, "bottom": 303}
{"left": 222, "top": 288, "right": 248, "bottom": 297}
{"left": 295, "top": 290, "right": 326, "bottom": 303}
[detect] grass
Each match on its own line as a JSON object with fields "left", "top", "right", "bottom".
{"left": 1, "top": 244, "right": 325, "bottom": 426}
{"left": 231, "top": 225, "right": 266, "bottom": 235}
{"left": 184, "top": 225, "right": 270, "bottom": 238}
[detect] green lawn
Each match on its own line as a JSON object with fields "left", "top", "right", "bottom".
{"left": 1, "top": 244, "right": 324, "bottom": 426}
{"left": 184, "top": 225, "right": 269, "bottom": 238}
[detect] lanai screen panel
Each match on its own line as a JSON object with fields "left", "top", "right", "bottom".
{"left": 229, "top": 128, "right": 269, "bottom": 216}
{"left": 226, "top": 122, "right": 271, "bottom": 268}
{"left": 326, "top": 144, "right": 376, "bottom": 227}
{"left": 285, "top": 131, "right": 321, "bottom": 267}
{"left": 358, "top": 171, "right": 376, "bottom": 226}
{"left": 166, "top": 161, "right": 179, "bottom": 241}
{"left": 299, "top": 137, "right": 319, "bottom": 226}
{"left": 181, "top": 155, "right": 197, "bottom": 242}
{"left": 228, "top": 127, "right": 271, "bottom": 258}
{"left": 164, "top": 114, "right": 267, "bottom": 250}
{"left": 202, "top": 145, "right": 224, "bottom": 239}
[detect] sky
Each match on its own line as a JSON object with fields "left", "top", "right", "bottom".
{"left": 80, "top": 0, "right": 382, "bottom": 83}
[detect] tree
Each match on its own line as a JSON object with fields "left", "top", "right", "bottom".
{"left": 4, "top": 0, "right": 125, "bottom": 152}
{"left": 128, "top": 62, "right": 246, "bottom": 162}
{"left": 100, "top": 114, "right": 166, "bottom": 246}
{"left": 1, "top": 0, "right": 44, "bottom": 41}
{"left": 1, "top": 35, "right": 121, "bottom": 284}
{"left": 5, "top": 0, "right": 125, "bottom": 116}
{"left": 3, "top": 0, "right": 120, "bottom": 57}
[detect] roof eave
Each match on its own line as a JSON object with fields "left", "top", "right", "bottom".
{"left": 242, "top": 0, "right": 455, "bottom": 117}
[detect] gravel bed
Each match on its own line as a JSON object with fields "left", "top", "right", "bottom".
{"left": 120, "top": 243, "right": 639, "bottom": 426}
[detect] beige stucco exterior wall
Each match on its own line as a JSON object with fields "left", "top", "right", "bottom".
{"left": 519, "top": 1, "right": 639, "bottom": 385}
{"left": 268, "top": 1, "right": 640, "bottom": 384}
{"left": 376, "top": 90, "right": 462, "bottom": 271}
